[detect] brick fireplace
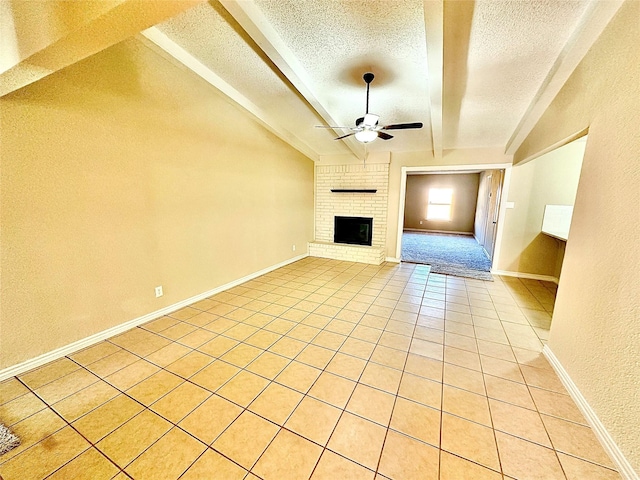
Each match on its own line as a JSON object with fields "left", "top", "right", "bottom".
{"left": 309, "top": 161, "right": 389, "bottom": 265}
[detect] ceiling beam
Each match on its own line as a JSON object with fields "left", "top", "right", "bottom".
{"left": 424, "top": 0, "right": 444, "bottom": 159}
{"left": 505, "top": 0, "right": 624, "bottom": 155}
{"left": 0, "top": 0, "right": 204, "bottom": 98}
{"left": 217, "top": 0, "right": 363, "bottom": 160}
{"left": 140, "top": 28, "right": 320, "bottom": 162}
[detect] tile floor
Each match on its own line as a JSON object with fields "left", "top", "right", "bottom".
{"left": 0, "top": 258, "right": 621, "bottom": 479}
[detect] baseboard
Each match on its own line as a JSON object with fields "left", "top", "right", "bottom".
{"left": 491, "top": 269, "right": 559, "bottom": 284}
{"left": 385, "top": 257, "right": 401, "bottom": 263}
{"left": 404, "top": 228, "right": 473, "bottom": 236}
{"left": 543, "top": 346, "right": 638, "bottom": 480}
{"left": 0, "top": 253, "right": 309, "bottom": 382}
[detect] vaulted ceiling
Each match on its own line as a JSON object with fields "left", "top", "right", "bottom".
{"left": 1, "top": 0, "right": 624, "bottom": 161}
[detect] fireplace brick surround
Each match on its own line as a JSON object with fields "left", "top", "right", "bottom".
{"left": 309, "top": 162, "right": 389, "bottom": 265}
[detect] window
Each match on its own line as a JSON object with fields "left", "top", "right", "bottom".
{"left": 427, "top": 188, "right": 453, "bottom": 221}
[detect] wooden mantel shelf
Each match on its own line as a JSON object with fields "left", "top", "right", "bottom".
{"left": 330, "top": 189, "right": 377, "bottom": 193}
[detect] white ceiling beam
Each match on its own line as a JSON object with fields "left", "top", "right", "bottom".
{"left": 0, "top": 0, "right": 204, "bottom": 98}
{"left": 424, "top": 0, "right": 444, "bottom": 159}
{"left": 505, "top": 0, "right": 624, "bottom": 155}
{"left": 140, "top": 28, "right": 319, "bottom": 162}
{"left": 217, "top": 0, "right": 363, "bottom": 159}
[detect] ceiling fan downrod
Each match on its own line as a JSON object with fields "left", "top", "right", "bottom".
{"left": 363, "top": 72, "right": 374, "bottom": 114}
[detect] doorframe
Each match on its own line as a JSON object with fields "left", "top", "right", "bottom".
{"left": 395, "top": 163, "right": 513, "bottom": 271}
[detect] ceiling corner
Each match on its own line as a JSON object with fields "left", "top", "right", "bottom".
{"left": 141, "top": 27, "right": 320, "bottom": 162}
{"left": 504, "top": 0, "right": 624, "bottom": 155}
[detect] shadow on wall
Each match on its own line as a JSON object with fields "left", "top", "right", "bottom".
{"left": 517, "top": 233, "right": 562, "bottom": 277}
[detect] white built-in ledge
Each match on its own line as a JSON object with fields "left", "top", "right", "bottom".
{"left": 542, "top": 230, "right": 569, "bottom": 241}
{"left": 541, "top": 205, "right": 572, "bottom": 241}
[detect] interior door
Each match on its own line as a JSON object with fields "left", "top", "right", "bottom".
{"left": 483, "top": 170, "right": 503, "bottom": 261}
{"left": 474, "top": 173, "right": 490, "bottom": 246}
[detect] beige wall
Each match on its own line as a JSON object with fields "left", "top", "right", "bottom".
{"left": 0, "top": 39, "right": 314, "bottom": 369}
{"left": 515, "top": 1, "right": 640, "bottom": 471}
{"left": 0, "top": 0, "right": 124, "bottom": 72}
{"left": 404, "top": 173, "right": 479, "bottom": 233}
{"left": 497, "top": 139, "right": 585, "bottom": 277}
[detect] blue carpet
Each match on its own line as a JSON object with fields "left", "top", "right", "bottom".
{"left": 401, "top": 231, "right": 494, "bottom": 281}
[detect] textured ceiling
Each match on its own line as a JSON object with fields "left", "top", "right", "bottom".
{"left": 156, "top": 2, "right": 350, "bottom": 156}
{"left": 444, "top": 0, "right": 591, "bottom": 148}
{"left": 152, "top": 0, "right": 595, "bottom": 159}
{"left": 254, "top": 0, "right": 432, "bottom": 153}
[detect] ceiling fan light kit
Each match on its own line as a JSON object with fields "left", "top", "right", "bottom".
{"left": 315, "top": 72, "right": 423, "bottom": 144}
{"left": 355, "top": 130, "right": 378, "bottom": 143}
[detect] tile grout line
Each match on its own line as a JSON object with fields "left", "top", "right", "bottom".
{"left": 373, "top": 265, "right": 435, "bottom": 477}
{"left": 4, "top": 259, "right": 606, "bottom": 480}
{"left": 176, "top": 260, "right": 395, "bottom": 477}
{"left": 10, "top": 373, "right": 132, "bottom": 479}
{"left": 275, "top": 261, "right": 401, "bottom": 478}
{"left": 478, "top": 279, "right": 508, "bottom": 479}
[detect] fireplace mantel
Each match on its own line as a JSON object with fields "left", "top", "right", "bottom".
{"left": 330, "top": 189, "right": 377, "bottom": 193}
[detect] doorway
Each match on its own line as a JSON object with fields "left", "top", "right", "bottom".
{"left": 396, "top": 164, "right": 511, "bottom": 279}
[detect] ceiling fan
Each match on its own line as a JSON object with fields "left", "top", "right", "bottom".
{"left": 316, "top": 72, "right": 423, "bottom": 143}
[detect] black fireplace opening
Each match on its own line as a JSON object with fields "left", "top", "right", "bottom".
{"left": 334, "top": 216, "right": 373, "bottom": 246}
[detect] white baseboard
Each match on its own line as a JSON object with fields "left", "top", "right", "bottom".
{"left": 543, "top": 345, "right": 638, "bottom": 480}
{"left": 0, "top": 253, "right": 309, "bottom": 382}
{"left": 385, "top": 257, "right": 401, "bottom": 263}
{"left": 491, "top": 269, "right": 559, "bottom": 284}
{"left": 404, "top": 228, "right": 473, "bottom": 236}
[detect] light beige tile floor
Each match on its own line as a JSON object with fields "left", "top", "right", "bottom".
{"left": 0, "top": 258, "right": 621, "bottom": 479}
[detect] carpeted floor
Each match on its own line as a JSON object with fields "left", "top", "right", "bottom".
{"left": 400, "top": 231, "right": 493, "bottom": 281}
{"left": 0, "top": 424, "right": 20, "bottom": 456}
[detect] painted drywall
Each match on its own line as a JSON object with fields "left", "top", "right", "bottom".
{"left": 0, "top": 0, "right": 124, "bottom": 72}
{"left": 515, "top": 1, "right": 640, "bottom": 472}
{"left": 497, "top": 139, "right": 585, "bottom": 277}
{"left": 0, "top": 0, "right": 202, "bottom": 97}
{"left": 0, "top": 38, "right": 314, "bottom": 369}
{"left": 404, "top": 173, "right": 480, "bottom": 233}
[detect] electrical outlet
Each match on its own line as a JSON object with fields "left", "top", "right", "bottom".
{"left": 420, "top": 220, "right": 423, "bottom": 225}
{"left": 155, "top": 286, "right": 163, "bottom": 298}
{"left": 292, "top": 244, "right": 296, "bottom": 251}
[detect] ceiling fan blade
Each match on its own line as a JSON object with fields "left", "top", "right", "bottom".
{"left": 383, "top": 122, "right": 424, "bottom": 130}
{"left": 378, "top": 131, "right": 393, "bottom": 140}
{"left": 315, "top": 125, "right": 352, "bottom": 129}
{"left": 334, "top": 132, "right": 356, "bottom": 140}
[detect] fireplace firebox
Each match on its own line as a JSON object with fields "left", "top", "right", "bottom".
{"left": 334, "top": 216, "right": 373, "bottom": 246}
